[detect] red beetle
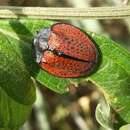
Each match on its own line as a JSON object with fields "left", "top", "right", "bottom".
{"left": 33, "top": 23, "right": 98, "bottom": 78}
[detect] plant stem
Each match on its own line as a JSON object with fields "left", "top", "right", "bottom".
{"left": 0, "top": 6, "right": 130, "bottom": 20}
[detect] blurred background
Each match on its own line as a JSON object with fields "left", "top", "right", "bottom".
{"left": 1, "top": 0, "right": 130, "bottom": 130}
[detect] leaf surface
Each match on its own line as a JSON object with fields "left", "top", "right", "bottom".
{"left": 0, "top": 19, "right": 130, "bottom": 126}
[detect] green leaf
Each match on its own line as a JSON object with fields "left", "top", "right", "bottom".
{"left": 0, "top": 19, "right": 130, "bottom": 126}
{"left": 0, "top": 19, "right": 69, "bottom": 94}
{"left": 119, "top": 124, "right": 130, "bottom": 130}
{"left": 95, "top": 99, "right": 113, "bottom": 130}
{"left": 0, "top": 87, "right": 32, "bottom": 129}
{"left": 0, "top": 31, "right": 36, "bottom": 105}
{"left": 87, "top": 32, "right": 130, "bottom": 124}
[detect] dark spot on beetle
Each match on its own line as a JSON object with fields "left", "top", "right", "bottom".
{"left": 67, "top": 40, "right": 71, "bottom": 44}
{"left": 64, "top": 37, "right": 69, "bottom": 41}
{"left": 71, "top": 39, "right": 74, "bottom": 42}
{"left": 71, "top": 46, "right": 74, "bottom": 50}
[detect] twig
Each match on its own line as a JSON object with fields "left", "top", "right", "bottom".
{"left": 0, "top": 6, "right": 130, "bottom": 20}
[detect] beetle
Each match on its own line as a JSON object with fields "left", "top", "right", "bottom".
{"left": 33, "top": 23, "right": 98, "bottom": 78}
